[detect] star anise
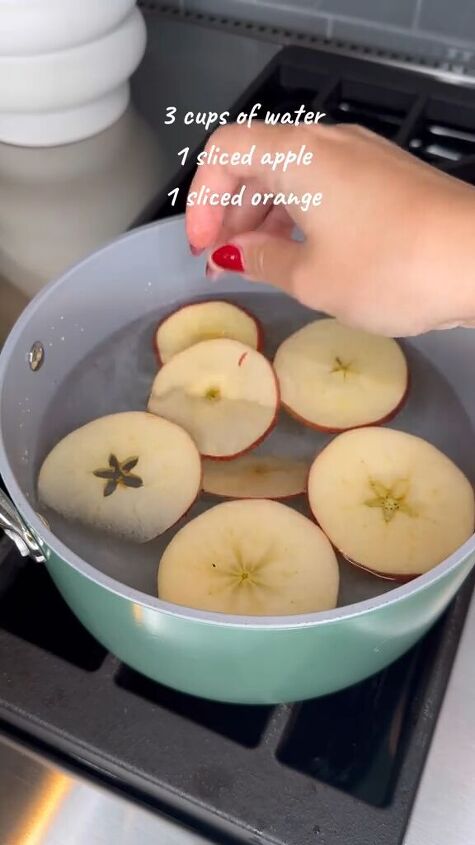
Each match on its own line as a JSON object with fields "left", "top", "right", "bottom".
{"left": 93, "top": 454, "right": 143, "bottom": 497}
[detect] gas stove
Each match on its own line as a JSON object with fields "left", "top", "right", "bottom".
{"left": 1, "top": 15, "right": 475, "bottom": 845}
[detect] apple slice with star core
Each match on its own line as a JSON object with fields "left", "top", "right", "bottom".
{"left": 155, "top": 300, "right": 262, "bottom": 364}
{"left": 274, "top": 318, "right": 408, "bottom": 431}
{"left": 308, "top": 427, "right": 474, "bottom": 579}
{"left": 38, "top": 412, "right": 201, "bottom": 542}
{"left": 158, "top": 499, "right": 339, "bottom": 615}
{"left": 148, "top": 338, "right": 279, "bottom": 459}
{"left": 202, "top": 455, "right": 308, "bottom": 499}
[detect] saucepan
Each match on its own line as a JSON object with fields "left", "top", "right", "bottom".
{"left": 0, "top": 215, "right": 474, "bottom": 704}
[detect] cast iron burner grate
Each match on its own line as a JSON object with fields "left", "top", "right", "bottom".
{"left": 2, "top": 46, "right": 475, "bottom": 845}
{"left": 115, "top": 665, "right": 271, "bottom": 748}
{"left": 0, "top": 557, "right": 106, "bottom": 672}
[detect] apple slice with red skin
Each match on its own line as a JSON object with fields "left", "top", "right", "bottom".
{"left": 38, "top": 411, "right": 202, "bottom": 543}
{"left": 155, "top": 300, "right": 263, "bottom": 364}
{"left": 307, "top": 426, "right": 474, "bottom": 580}
{"left": 274, "top": 318, "right": 408, "bottom": 432}
{"left": 158, "top": 499, "right": 339, "bottom": 616}
{"left": 202, "top": 455, "right": 309, "bottom": 499}
{"left": 148, "top": 338, "right": 279, "bottom": 459}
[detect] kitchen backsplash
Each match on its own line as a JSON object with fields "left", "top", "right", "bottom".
{"left": 152, "top": 0, "right": 475, "bottom": 74}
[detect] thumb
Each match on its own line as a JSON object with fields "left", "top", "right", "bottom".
{"left": 209, "top": 233, "right": 304, "bottom": 295}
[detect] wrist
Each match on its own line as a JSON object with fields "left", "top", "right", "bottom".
{"left": 419, "top": 179, "right": 475, "bottom": 327}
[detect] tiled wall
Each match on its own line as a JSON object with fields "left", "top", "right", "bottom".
{"left": 161, "top": 0, "right": 475, "bottom": 74}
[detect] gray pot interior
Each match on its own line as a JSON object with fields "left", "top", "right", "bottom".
{"left": 1, "top": 217, "right": 475, "bottom": 622}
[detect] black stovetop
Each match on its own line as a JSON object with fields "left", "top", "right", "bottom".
{"left": 1, "top": 545, "right": 473, "bottom": 845}
{"left": 1, "top": 46, "right": 475, "bottom": 845}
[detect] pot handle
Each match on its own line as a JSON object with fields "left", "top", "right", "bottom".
{"left": 0, "top": 488, "right": 46, "bottom": 564}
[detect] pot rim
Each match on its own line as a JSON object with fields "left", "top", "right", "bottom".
{"left": 1, "top": 217, "right": 474, "bottom": 631}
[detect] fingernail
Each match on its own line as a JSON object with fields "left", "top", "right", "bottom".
{"left": 211, "top": 244, "right": 244, "bottom": 273}
{"left": 206, "top": 262, "right": 219, "bottom": 280}
{"left": 189, "top": 243, "right": 204, "bottom": 256}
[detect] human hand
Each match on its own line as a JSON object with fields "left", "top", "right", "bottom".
{"left": 186, "top": 122, "right": 475, "bottom": 336}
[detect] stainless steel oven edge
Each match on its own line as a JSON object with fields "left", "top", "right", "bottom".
{"left": 0, "top": 730, "right": 212, "bottom": 845}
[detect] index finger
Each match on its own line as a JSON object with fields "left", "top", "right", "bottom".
{"left": 186, "top": 122, "right": 299, "bottom": 250}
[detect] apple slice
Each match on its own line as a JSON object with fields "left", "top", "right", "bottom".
{"left": 274, "top": 318, "right": 408, "bottom": 431}
{"left": 308, "top": 427, "right": 474, "bottom": 579}
{"left": 38, "top": 411, "right": 201, "bottom": 543}
{"left": 202, "top": 455, "right": 308, "bottom": 499}
{"left": 155, "top": 300, "right": 262, "bottom": 364}
{"left": 158, "top": 499, "right": 339, "bottom": 615}
{"left": 148, "top": 338, "right": 279, "bottom": 459}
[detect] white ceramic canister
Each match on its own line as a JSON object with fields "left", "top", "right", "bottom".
{"left": 0, "top": 1, "right": 147, "bottom": 146}
{"left": 0, "top": 0, "right": 137, "bottom": 55}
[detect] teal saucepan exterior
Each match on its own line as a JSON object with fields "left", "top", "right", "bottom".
{"left": 43, "top": 545, "right": 474, "bottom": 703}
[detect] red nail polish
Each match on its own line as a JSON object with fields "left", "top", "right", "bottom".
{"left": 190, "top": 243, "right": 203, "bottom": 256}
{"left": 211, "top": 244, "right": 244, "bottom": 273}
